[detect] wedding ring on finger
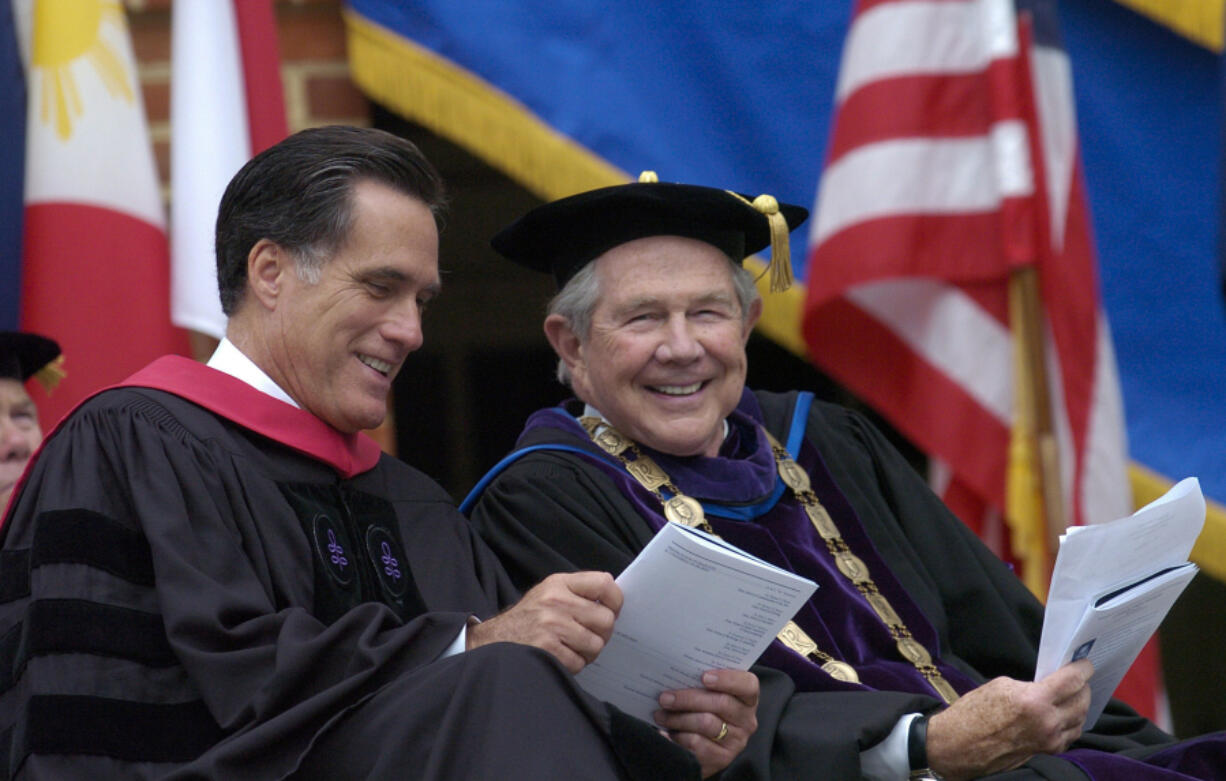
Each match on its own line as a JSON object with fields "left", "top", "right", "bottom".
{"left": 714, "top": 721, "right": 729, "bottom": 742}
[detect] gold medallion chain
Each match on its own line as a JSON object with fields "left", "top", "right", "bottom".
{"left": 579, "top": 416, "right": 958, "bottom": 703}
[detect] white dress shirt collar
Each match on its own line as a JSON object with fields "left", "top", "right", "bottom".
{"left": 206, "top": 338, "right": 300, "bottom": 409}
{"left": 581, "top": 403, "right": 729, "bottom": 443}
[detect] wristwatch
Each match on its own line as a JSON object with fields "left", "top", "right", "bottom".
{"left": 907, "top": 713, "right": 945, "bottom": 780}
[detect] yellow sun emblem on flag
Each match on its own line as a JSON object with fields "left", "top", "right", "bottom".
{"left": 32, "top": 0, "right": 133, "bottom": 140}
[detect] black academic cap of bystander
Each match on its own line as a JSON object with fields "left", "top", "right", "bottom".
{"left": 0, "top": 331, "right": 63, "bottom": 391}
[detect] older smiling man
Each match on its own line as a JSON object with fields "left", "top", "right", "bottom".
{"left": 0, "top": 331, "right": 60, "bottom": 511}
{"left": 466, "top": 178, "right": 1226, "bottom": 780}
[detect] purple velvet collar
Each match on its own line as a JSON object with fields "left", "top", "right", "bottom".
{"left": 643, "top": 390, "right": 779, "bottom": 504}
{"left": 523, "top": 389, "right": 780, "bottom": 504}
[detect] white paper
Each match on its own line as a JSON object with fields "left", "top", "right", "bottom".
{"left": 575, "top": 522, "right": 817, "bottom": 723}
{"left": 1036, "top": 477, "right": 1205, "bottom": 728}
{"left": 1059, "top": 562, "right": 1197, "bottom": 726}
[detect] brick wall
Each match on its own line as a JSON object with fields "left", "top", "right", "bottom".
{"left": 126, "top": 0, "right": 370, "bottom": 194}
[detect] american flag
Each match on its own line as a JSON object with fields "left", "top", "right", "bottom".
{"left": 801, "top": 0, "right": 1162, "bottom": 721}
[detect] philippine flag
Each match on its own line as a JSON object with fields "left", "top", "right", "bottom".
{"left": 16, "top": 0, "right": 188, "bottom": 427}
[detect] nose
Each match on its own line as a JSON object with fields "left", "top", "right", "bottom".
{"left": 0, "top": 418, "right": 30, "bottom": 460}
{"left": 380, "top": 300, "right": 425, "bottom": 353}
{"left": 655, "top": 315, "right": 703, "bottom": 364}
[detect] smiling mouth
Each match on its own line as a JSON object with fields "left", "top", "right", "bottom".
{"left": 358, "top": 354, "right": 394, "bottom": 377}
{"left": 649, "top": 381, "right": 704, "bottom": 396}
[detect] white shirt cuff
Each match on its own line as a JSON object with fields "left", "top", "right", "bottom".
{"left": 439, "top": 625, "right": 467, "bottom": 660}
{"left": 860, "top": 712, "right": 921, "bottom": 780}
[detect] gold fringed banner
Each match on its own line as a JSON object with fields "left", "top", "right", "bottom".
{"left": 1111, "top": 0, "right": 1224, "bottom": 52}
{"left": 1132, "top": 465, "right": 1226, "bottom": 583}
{"left": 344, "top": 9, "right": 626, "bottom": 202}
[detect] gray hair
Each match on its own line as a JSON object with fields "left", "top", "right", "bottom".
{"left": 548, "top": 254, "right": 760, "bottom": 386}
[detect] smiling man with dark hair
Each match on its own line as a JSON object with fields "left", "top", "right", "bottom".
{"left": 0, "top": 128, "right": 732, "bottom": 780}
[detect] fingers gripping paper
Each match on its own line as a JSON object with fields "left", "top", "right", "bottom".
{"left": 575, "top": 522, "right": 816, "bottom": 723}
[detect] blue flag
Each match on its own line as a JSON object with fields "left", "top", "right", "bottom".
{"left": 0, "top": 0, "right": 25, "bottom": 330}
{"left": 343, "top": 0, "right": 1226, "bottom": 518}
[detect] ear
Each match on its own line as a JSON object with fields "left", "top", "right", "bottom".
{"left": 544, "top": 313, "right": 586, "bottom": 381}
{"left": 742, "top": 296, "right": 763, "bottom": 343}
{"left": 247, "top": 239, "right": 290, "bottom": 311}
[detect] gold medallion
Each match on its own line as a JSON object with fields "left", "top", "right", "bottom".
{"left": 778, "top": 459, "right": 811, "bottom": 493}
{"left": 595, "top": 428, "right": 627, "bottom": 453}
{"left": 866, "top": 592, "right": 903, "bottom": 627}
{"left": 803, "top": 503, "right": 840, "bottom": 538}
{"left": 835, "top": 551, "right": 869, "bottom": 581}
{"left": 777, "top": 620, "right": 818, "bottom": 657}
{"left": 664, "top": 495, "right": 705, "bottom": 527}
{"left": 896, "top": 637, "right": 932, "bottom": 666}
{"left": 929, "top": 675, "right": 960, "bottom": 704}
{"left": 822, "top": 660, "right": 860, "bottom": 683}
{"left": 626, "top": 459, "right": 668, "bottom": 490}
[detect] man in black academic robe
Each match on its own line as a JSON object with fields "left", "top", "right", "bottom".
{"left": 466, "top": 178, "right": 1226, "bottom": 780}
{"left": 0, "top": 331, "right": 60, "bottom": 511}
{"left": 0, "top": 128, "right": 734, "bottom": 779}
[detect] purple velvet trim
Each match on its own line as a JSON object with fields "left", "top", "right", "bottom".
{"left": 1064, "top": 732, "right": 1226, "bottom": 778}
{"left": 521, "top": 396, "right": 980, "bottom": 700}
{"left": 645, "top": 394, "right": 778, "bottom": 502}
{"left": 734, "top": 431, "right": 980, "bottom": 698}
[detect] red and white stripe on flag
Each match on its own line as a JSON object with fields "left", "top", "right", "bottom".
{"left": 16, "top": 0, "right": 189, "bottom": 428}
{"left": 801, "top": 0, "right": 1163, "bottom": 723}
{"left": 170, "top": 0, "right": 286, "bottom": 340}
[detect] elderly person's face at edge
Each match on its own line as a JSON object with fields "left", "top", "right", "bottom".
{"left": 232, "top": 179, "right": 441, "bottom": 434}
{"left": 545, "top": 235, "right": 762, "bottom": 458}
{"left": 0, "top": 377, "right": 42, "bottom": 506}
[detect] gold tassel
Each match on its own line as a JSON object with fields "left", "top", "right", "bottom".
{"left": 648, "top": 175, "right": 794, "bottom": 292}
{"left": 33, "top": 355, "right": 66, "bottom": 395}
{"left": 720, "top": 192, "right": 789, "bottom": 291}
{"left": 723, "top": 190, "right": 794, "bottom": 292}
{"left": 751, "top": 194, "right": 793, "bottom": 292}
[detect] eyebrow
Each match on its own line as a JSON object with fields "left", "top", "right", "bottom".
{"left": 354, "top": 267, "right": 442, "bottom": 297}
{"left": 694, "top": 292, "right": 738, "bottom": 307}
{"left": 615, "top": 291, "right": 737, "bottom": 313}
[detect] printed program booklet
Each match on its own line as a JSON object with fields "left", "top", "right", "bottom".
{"left": 575, "top": 522, "right": 817, "bottom": 723}
{"left": 1036, "top": 477, "right": 1205, "bottom": 728}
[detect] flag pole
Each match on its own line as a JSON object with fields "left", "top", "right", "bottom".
{"left": 1007, "top": 265, "right": 1063, "bottom": 600}
{"left": 1002, "top": 12, "right": 1065, "bottom": 601}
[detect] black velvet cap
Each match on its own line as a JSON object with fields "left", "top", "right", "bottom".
{"left": 491, "top": 180, "right": 809, "bottom": 287}
{"left": 0, "top": 331, "right": 61, "bottom": 384}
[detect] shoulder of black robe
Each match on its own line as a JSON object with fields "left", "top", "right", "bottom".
{"left": 469, "top": 389, "right": 1181, "bottom": 779}
{"left": 469, "top": 393, "right": 933, "bottom": 778}
{"left": 0, "top": 368, "right": 539, "bottom": 779}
